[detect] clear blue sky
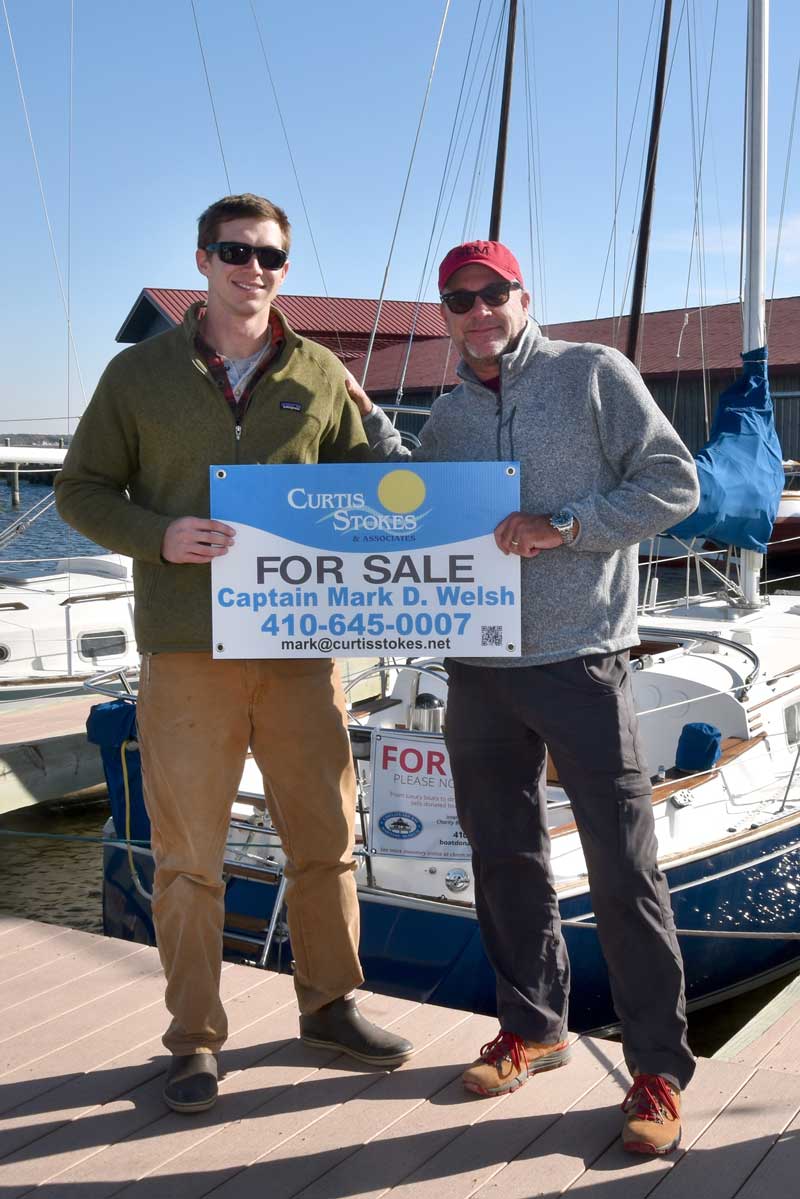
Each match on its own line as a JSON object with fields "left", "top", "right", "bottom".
{"left": 1, "top": 0, "right": 798, "bottom": 434}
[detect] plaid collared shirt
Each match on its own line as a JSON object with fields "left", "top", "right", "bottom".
{"left": 194, "top": 306, "right": 286, "bottom": 427}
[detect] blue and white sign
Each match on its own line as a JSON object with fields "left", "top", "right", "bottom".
{"left": 210, "top": 462, "right": 520, "bottom": 658}
{"left": 368, "top": 730, "right": 470, "bottom": 860}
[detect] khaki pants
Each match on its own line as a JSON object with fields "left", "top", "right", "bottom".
{"left": 137, "top": 652, "right": 363, "bottom": 1055}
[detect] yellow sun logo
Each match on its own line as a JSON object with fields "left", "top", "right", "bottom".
{"left": 377, "top": 470, "right": 427, "bottom": 514}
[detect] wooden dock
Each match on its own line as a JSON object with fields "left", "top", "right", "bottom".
{"left": 1, "top": 917, "right": 799, "bottom": 1197}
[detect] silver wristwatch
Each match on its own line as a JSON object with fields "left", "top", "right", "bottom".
{"left": 549, "top": 509, "right": 576, "bottom": 546}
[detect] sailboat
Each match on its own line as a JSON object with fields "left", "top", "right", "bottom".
{"left": 99, "top": 0, "right": 800, "bottom": 1033}
{"left": 1, "top": 446, "right": 137, "bottom": 696}
{"left": 0, "top": 445, "right": 138, "bottom": 814}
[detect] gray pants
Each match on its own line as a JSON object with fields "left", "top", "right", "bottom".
{"left": 444, "top": 652, "right": 696, "bottom": 1092}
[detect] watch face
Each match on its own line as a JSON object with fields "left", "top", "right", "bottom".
{"left": 551, "top": 511, "right": 574, "bottom": 542}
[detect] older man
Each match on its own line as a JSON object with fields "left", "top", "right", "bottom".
{"left": 56, "top": 194, "right": 412, "bottom": 1115}
{"left": 347, "top": 239, "right": 700, "bottom": 1155}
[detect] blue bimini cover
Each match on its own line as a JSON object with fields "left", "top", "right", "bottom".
{"left": 668, "top": 347, "right": 784, "bottom": 553}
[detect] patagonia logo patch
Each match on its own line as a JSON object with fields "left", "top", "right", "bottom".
{"left": 280, "top": 401, "right": 303, "bottom": 412}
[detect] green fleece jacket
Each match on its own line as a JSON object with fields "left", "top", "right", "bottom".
{"left": 55, "top": 302, "right": 372, "bottom": 653}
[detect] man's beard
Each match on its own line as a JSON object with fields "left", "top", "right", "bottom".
{"left": 461, "top": 327, "right": 523, "bottom": 370}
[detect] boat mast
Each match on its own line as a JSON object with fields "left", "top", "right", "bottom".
{"left": 489, "top": 0, "right": 518, "bottom": 240}
{"left": 626, "top": 0, "right": 673, "bottom": 363}
{"left": 743, "top": 0, "right": 768, "bottom": 355}
{"left": 740, "top": 0, "right": 769, "bottom": 605}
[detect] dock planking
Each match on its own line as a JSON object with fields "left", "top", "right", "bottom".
{"left": 0, "top": 918, "right": 799, "bottom": 1197}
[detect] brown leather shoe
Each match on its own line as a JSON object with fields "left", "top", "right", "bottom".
{"left": 622, "top": 1074, "right": 682, "bottom": 1155}
{"left": 462, "top": 1030, "right": 571, "bottom": 1097}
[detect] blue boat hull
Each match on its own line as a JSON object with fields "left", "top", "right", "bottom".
{"left": 103, "top": 815, "right": 800, "bottom": 1033}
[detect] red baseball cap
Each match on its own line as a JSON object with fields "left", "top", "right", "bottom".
{"left": 438, "top": 240, "right": 524, "bottom": 293}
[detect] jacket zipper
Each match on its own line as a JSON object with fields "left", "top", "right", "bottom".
{"left": 194, "top": 357, "right": 244, "bottom": 460}
{"left": 233, "top": 397, "right": 247, "bottom": 458}
{"left": 494, "top": 375, "right": 517, "bottom": 460}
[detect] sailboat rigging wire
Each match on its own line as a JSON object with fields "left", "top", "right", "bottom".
{"left": 393, "top": 0, "right": 490, "bottom": 402}
{"left": 0, "top": 496, "right": 58, "bottom": 553}
{"left": 521, "top": 0, "right": 547, "bottom": 327}
{"left": 617, "top": 0, "right": 689, "bottom": 343}
{"left": 359, "top": 0, "right": 451, "bottom": 389}
{"left": 612, "top": 0, "right": 621, "bottom": 340}
{"left": 67, "top": 0, "right": 74, "bottom": 432}
{"left": 593, "top": 0, "right": 659, "bottom": 322}
{"left": 1, "top": 0, "right": 88, "bottom": 410}
{"left": 671, "top": 0, "right": 719, "bottom": 439}
{"left": 689, "top": 0, "right": 722, "bottom": 434}
{"left": 248, "top": 0, "right": 344, "bottom": 361}
{"left": 560, "top": 918, "right": 800, "bottom": 941}
{"left": 603, "top": 0, "right": 690, "bottom": 344}
{"left": 767, "top": 52, "right": 800, "bottom": 334}
{"left": 687, "top": 5, "right": 709, "bottom": 432}
{"left": 428, "top": 3, "right": 505, "bottom": 260}
{"left": 616, "top": 47, "right": 654, "bottom": 353}
{"left": 0, "top": 416, "right": 77, "bottom": 424}
{"left": 523, "top": 0, "right": 548, "bottom": 329}
{"left": 438, "top": 341, "right": 454, "bottom": 397}
{"left": 698, "top": 0, "right": 731, "bottom": 304}
{"left": 379, "top": 3, "right": 503, "bottom": 400}
{"left": 737, "top": 6, "right": 751, "bottom": 320}
{"left": 461, "top": 7, "right": 507, "bottom": 240}
{"left": 708, "top": 128, "right": 731, "bottom": 301}
{"left": 762, "top": 569, "right": 800, "bottom": 589}
{"left": 778, "top": 743, "right": 800, "bottom": 814}
{"left": 189, "top": 0, "right": 232, "bottom": 192}
{"left": 521, "top": 2, "right": 537, "bottom": 320}
{"left": 408, "top": 1, "right": 504, "bottom": 285}
{"left": 65, "top": 0, "right": 76, "bottom": 592}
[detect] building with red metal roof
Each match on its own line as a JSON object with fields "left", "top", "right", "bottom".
{"left": 348, "top": 297, "right": 800, "bottom": 455}
{"left": 116, "top": 288, "right": 799, "bottom": 455}
{"left": 116, "top": 288, "right": 446, "bottom": 360}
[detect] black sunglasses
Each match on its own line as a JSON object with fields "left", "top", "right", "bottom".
{"left": 440, "top": 280, "right": 521, "bottom": 315}
{"left": 204, "top": 242, "right": 288, "bottom": 269}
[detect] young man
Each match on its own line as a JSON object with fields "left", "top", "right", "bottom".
{"left": 56, "top": 194, "right": 412, "bottom": 1115}
{"left": 346, "top": 239, "right": 700, "bottom": 1156}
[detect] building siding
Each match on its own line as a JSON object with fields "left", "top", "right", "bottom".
{"left": 381, "top": 374, "right": 800, "bottom": 461}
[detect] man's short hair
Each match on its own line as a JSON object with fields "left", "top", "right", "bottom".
{"left": 197, "top": 194, "right": 292, "bottom": 252}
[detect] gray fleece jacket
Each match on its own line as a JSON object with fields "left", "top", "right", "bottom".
{"left": 364, "top": 317, "right": 699, "bottom": 667}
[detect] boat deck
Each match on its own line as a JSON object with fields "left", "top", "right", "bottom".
{"left": 2, "top": 917, "right": 800, "bottom": 1198}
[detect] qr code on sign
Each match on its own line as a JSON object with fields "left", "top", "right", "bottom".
{"left": 481, "top": 625, "right": 503, "bottom": 647}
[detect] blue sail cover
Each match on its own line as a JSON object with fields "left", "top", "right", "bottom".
{"left": 668, "top": 347, "right": 784, "bottom": 553}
